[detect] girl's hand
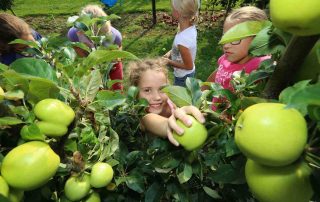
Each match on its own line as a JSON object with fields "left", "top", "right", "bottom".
{"left": 163, "top": 50, "right": 172, "bottom": 59}
{"left": 167, "top": 106, "right": 205, "bottom": 146}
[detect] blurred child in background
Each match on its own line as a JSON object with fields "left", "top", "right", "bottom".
{"left": 67, "top": 4, "right": 123, "bottom": 91}
{"left": 163, "top": 0, "right": 200, "bottom": 87}
{"left": 206, "top": 6, "right": 270, "bottom": 110}
{"left": 0, "top": 13, "right": 42, "bottom": 65}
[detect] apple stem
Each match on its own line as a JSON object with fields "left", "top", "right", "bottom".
{"left": 262, "top": 34, "right": 320, "bottom": 99}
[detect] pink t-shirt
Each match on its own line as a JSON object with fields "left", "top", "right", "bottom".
{"left": 212, "top": 54, "right": 270, "bottom": 111}
{"left": 215, "top": 54, "right": 271, "bottom": 90}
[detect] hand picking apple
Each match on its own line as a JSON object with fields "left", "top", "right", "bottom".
{"left": 167, "top": 106, "right": 207, "bottom": 151}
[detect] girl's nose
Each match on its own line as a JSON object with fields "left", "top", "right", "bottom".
{"left": 152, "top": 91, "right": 162, "bottom": 101}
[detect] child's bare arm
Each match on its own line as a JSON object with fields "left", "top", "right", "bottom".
{"left": 141, "top": 113, "right": 169, "bottom": 138}
{"left": 167, "top": 45, "right": 193, "bottom": 70}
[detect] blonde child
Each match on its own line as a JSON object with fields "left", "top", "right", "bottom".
{"left": 67, "top": 4, "right": 123, "bottom": 91}
{"left": 128, "top": 58, "right": 205, "bottom": 146}
{"left": 206, "top": 6, "right": 270, "bottom": 110}
{"left": 0, "top": 13, "right": 42, "bottom": 65}
{"left": 163, "top": 0, "right": 200, "bottom": 87}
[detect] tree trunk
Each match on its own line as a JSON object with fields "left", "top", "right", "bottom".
{"left": 262, "top": 35, "right": 320, "bottom": 99}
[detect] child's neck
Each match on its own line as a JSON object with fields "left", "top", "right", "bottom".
{"left": 178, "top": 18, "right": 193, "bottom": 32}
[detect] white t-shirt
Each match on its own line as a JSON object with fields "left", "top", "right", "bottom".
{"left": 171, "top": 25, "right": 197, "bottom": 78}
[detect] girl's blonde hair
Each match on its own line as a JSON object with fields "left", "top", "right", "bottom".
{"left": 128, "top": 58, "right": 169, "bottom": 86}
{"left": 0, "top": 13, "right": 31, "bottom": 53}
{"left": 225, "top": 6, "right": 268, "bottom": 25}
{"left": 172, "top": 0, "right": 200, "bottom": 24}
{"left": 80, "top": 4, "right": 111, "bottom": 34}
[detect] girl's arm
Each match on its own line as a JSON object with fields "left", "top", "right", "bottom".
{"left": 141, "top": 113, "right": 169, "bottom": 138}
{"left": 167, "top": 45, "right": 193, "bottom": 70}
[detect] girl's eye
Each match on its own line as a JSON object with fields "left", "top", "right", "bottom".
{"left": 143, "top": 89, "right": 151, "bottom": 93}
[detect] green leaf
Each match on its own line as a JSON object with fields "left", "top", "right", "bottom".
{"left": 80, "top": 69, "right": 102, "bottom": 103}
{"left": 0, "top": 117, "right": 23, "bottom": 126}
{"left": 4, "top": 89, "right": 24, "bottom": 101}
{"left": 203, "top": 186, "right": 221, "bottom": 199}
{"left": 161, "top": 85, "right": 192, "bottom": 107}
{"left": 186, "top": 77, "right": 202, "bottom": 108}
{"left": 308, "top": 105, "right": 320, "bottom": 121}
{"left": 153, "top": 152, "right": 181, "bottom": 173}
{"left": 96, "top": 90, "right": 126, "bottom": 110}
{"left": 209, "top": 164, "right": 239, "bottom": 183}
{"left": 249, "top": 26, "right": 286, "bottom": 56}
{"left": 126, "top": 173, "right": 145, "bottom": 193}
{"left": 219, "top": 21, "right": 272, "bottom": 45}
{"left": 145, "top": 182, "right": 164, "bottom": 202}
{"left": 20, "top": 124, "right": 45, "bottom": 141}
{"left": 83, "top": 50, "right": 139, "bottom": 67}
{"left": 9, "top": 38, "right": 39, "bottom": 49}
{"left": 177, "top": 163, "right": 193, "bottom": 184}
{"left": 10, "top": 58, "right": 57, "bottom": 82}
{"left": 64, "top": 139, "right": 78, "bottom": 153}
{"left": 279, "top": 80, "right": 320, "bottom": 114}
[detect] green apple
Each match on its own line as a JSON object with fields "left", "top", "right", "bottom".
{"left": 235, "top": 103, "right": 307, "bottom": 167}
{"left": 64, "top": 174, "right": 91, "bottom": 201}
{"left": 245, "top": 159, "right": 313, "bottom": 202}
{"left": 34, "top": 99, "right": 75, "bottom": 126}
{"left": 270, "top": 0, "right": 320, "bottom": 36}
{"left": 8, "top": 188, "right": 24, "bottom": 202}
{"left": 84, "top": 192, "right": 101, "bottom": 202}
{"left": 0, "top": 87, "right": 4, "bottom": 101}
{"left": 90, "top": 162, "right": 114, "bottom": 188}
{"left": 36, "top": 121, "right": 68, "bottom": 137}
{"left": 0, "top": 176, "right": 9, "bottom": 197}
{"left": 173, "top": 115, "right": 208, "bottom": 151}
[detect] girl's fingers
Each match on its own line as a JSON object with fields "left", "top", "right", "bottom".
{"left": 168, "top": 115, "right": 184, "bottom": 135}
{"left": 174, "top": 106, "right": 205, "bottom": 127}
{"left": 167, "top": 127, "right": 179, "bottom": 147}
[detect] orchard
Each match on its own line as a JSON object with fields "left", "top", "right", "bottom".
{"left": 0, "top": 0, "right": 320, "bottom": 201}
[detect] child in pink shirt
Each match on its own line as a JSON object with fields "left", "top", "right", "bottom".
{"left": 207, "top": 6, "right": 271, "bottom": 110}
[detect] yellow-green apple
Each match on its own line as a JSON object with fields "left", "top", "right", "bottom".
{"left": 173, "top": 115, "right": 208, "bottom": 151}
{"left": 270, "top": 0, "right": 320, "bottom": 36}
{"left": 245, "top": 159, "right": 313, "bottom": 202}
{"left": 235, "top": 103, "right": 307, "bottom": 166}
{"left": 90, "top": 162, "right": 114, "bottom": 188}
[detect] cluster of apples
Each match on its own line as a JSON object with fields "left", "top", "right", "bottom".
{"left": 235, "top": 103, "right": 313, "bottom": 202}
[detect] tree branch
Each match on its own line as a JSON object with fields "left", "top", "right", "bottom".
{"left": 262, "top": 35, "right": 320, "bottom": 99}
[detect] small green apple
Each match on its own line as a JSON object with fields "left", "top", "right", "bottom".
{"left": 84, "top": 192, "right": 101, "bottom": 202}
{"left": 0, "top": 87, "right": 4, "bottom": 101}
{"left": 245, "top": 159, "right": 313, "bottom": 202}
{"left": 270, "top": 0, "right": 320, "bottom": 36}
{"left": 235, "top": 103, "right": 307, "bottom": 167}
{"left": 64, "top": 174, "right": 91, "bottom": 201}
{"left": 8, "top": 188, "right": 24, "bottom": 202}
{"left": 90, "top": 162, "right": 114, "bottom": 188}
{"left": 173, "top": 115, "right": 208, "bottom": 151}
{"left": 0, "top": 176, "right": 9, "bottom": 197}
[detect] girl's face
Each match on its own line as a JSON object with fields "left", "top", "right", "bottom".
{"left": 222, "top": 21, "right": 254, "bottom": 64}
{"left": 171, "top": 2, "right": 180, "bottom": 20}
{"left": 138, "top": 69, "right": 168, "bottom": 115}
{"left": 14, "top": 31, "right": 35, "bottom": 52}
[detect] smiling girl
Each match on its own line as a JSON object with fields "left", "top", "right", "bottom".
{"left": 128, "top": 58, "right": 205, "bottom": 146}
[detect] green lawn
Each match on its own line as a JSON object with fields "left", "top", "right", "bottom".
{"left": 8, "top": 0, "right": 223, "bottom": 82}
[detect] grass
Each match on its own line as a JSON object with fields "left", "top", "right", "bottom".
{"left": 5, "top": 0, "right": 224, "bottom": 82}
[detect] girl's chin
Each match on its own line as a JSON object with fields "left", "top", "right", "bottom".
{"left": 147, "top": 107, "right": 163, "bottom": 115}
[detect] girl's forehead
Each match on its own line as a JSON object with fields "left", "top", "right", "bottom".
{"left": 139, "top": 70, "right": 167, "bottom": 85}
